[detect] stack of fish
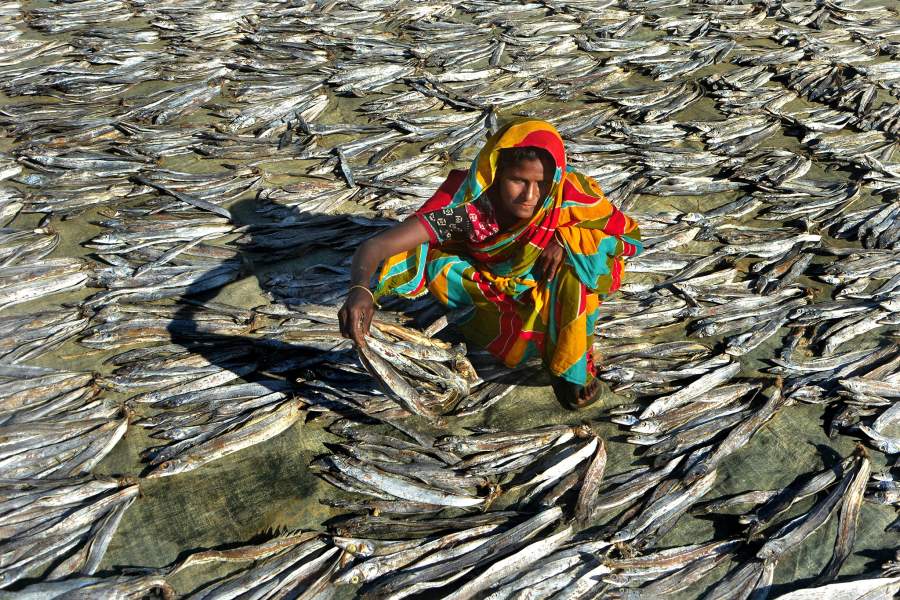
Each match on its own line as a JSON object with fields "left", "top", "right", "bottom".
{"left": 0, "top": 476, "right": 139, "bottom": 588}
{"left": 356, "top": 323, "right": 475, "bottom": 422}
{"left": 173, "top": 531, "right": 340, "bottom": 600}
{"left": 0, "top": 306, "right": 88, "bottom": 363}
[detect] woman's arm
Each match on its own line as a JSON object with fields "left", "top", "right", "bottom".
{"left": 339, "top": 217, "right": 431, "bottom": 346}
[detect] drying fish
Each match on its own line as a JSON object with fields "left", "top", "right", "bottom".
{"left": 0, "top": 477, "right": 139, "bottom": 588}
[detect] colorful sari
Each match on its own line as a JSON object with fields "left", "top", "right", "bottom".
{"left": 375, "top": 118, "right": 643, "bottom": 386}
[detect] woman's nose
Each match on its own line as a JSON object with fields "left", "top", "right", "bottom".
{"left": 526, "top": 182, "right": 540, "bottom": 202}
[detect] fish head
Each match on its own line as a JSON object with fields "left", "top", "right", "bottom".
{"left": 630, "top": 420, "right": 659, "bottom": 434}
{"left": 335, "top": 561, "right": 380, "bottom": 585}
{"left": 352, "top": 540, "right": 376, "bottom": 556}
{"left": 698, "top": 323, "right": 718, "bottom": 336}
{"left": 145, "top": 459, "right": 184, "bottom": 479}
{"left": 611, "top": 415, "right": 639, "bottom": 427}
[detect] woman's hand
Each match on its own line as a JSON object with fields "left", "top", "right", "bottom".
{"left": 536, "top": 235, "right": 565, "bottom": 282}
{"left": 340, "top": 217, "right": 431, "bottom": 346}
{"left": 339, "top": 288, "right": 375, "bottom": 346}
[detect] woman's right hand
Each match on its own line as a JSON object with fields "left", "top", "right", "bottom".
{"left": 339, "top": 287, "right": 375, "bottom": 346}
{"left": 339, "top": 216, "right": 430, "bottom": 346}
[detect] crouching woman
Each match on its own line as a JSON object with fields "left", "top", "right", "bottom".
{"left": 338, "top": 118, "right": 642, "bottom": 409}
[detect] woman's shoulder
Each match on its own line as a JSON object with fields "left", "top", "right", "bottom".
{"left": 561, "top": 168, "right": 607, "bottom": 204}
{"left": 416, "top": 169, "right": 469, "bottom": 214}
{"left": 443, "top": 169, "right": 468, "bottom": 190}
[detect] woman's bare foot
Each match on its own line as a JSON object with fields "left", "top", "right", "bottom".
{"left": 571, "top": 377, "right": 603, "bottom": 409}
{"left": 551, "top": 376, "right": 605, "bottom": 410}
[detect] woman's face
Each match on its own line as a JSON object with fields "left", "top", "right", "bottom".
{"left": 492, "top": 155, "right": 555, "bottom": 223}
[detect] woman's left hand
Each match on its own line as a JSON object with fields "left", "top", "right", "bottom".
{"left": 536, "top": 235, "right": 565, "bottom": 282}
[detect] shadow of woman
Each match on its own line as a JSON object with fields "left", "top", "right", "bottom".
{"left": 152, "top": 197, "right": 394, "bottom": 443}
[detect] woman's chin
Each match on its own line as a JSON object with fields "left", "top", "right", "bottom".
{"left": 514, "top": 206, "right": 537, "bottom": 218}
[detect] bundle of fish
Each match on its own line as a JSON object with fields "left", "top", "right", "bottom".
{"left": 346, "top": 507, "right": 566, "bottom": 600}
{"left": 85, "top": 259, "right": 243, "bottom": 307}
{"left": 255, "top": 176, "right": 361, "bottom": 217}
{"left": 178, "top": 531, "right": 339, "bottom": 600}
{"left": 91, "top": 335, "right": 306, "bottom": 480}
{"left": 251, "top": 303, "right": 359, "bottom": 353}
{"left": 0, "top": 191, "right": 22, "bottom": 228}
{"left": 101, "top": 341, "right": 256, "bottom": 392}
{"left": 94, "top": 235, "right": 244, "bottom": 278}
{"left": 316, "top": 418, "right": 463, "bottom": 515}
{"left": 263, "top": 263, "right": 351, "bottom": 306}
{"left": 84, "top": 214, "right": 238, "bottom": 256}
{"left": 519, "top": 445, "right": 871, "bottom": 598}
{"left": 767, "top": 342, "right": 897, "bottom": 407}
{"left": 593, "top": 340, "right": 712, "bottom": 394}
{"left": 834, "top": 359, "right": 900, "bottom": 452}
{"left": 0, "top": 574, "right": 175, "bottom": 599}
{"left": 129, "top": 167, "right": 262, "bottom": 212}
{"left": 298, "top": 338, "right": 499, "bottom": 422}
{"left": 0, "top": 306, "right": 88, "bottom": 363}
{"left": 312, "top": 424, "right": 489, "bottom": 512}
{"left": 232, "top": 214, "right": 391, "bottom": 259}
{"left": 332, "top": 511, "right": 520, "bottom": 544}
{"left": 789, "top": 295, "right": 897, "bottom": 359}
{"left": 14, "top": 150, "right": 151, "bottom": 192}
{"left": 122, "top": 79, "right": 227, "bottom": 127}
{"left": 138, "top": 395, "right": 302, "bottom": 479}
{"left": 19, "top": 180, "right": 135, "bottom": 215}
{"left": 0, "top": 476, "right": 139, "bottom": 588}
{"left": 79, "top": 302, "right": 257, "bottom": 350}
{"left": 25, "top": 0, "right": 134, "bottom": 34}
{"left": 595, "top": 82, "right": 704, "bottom": 124}
{"left": 0, "top": 257, "right": 91, "bottom": 311}
{"left": 829, "top": 202, "right": 900, "bottom": 249}
{"left": 749, "top": 167, "right": 856, "bottom": 211}
{"left": 817, "top": 249, "right": 900, "bottom": 293}
{"left": 0, "top": 363, "right": 107, "bottom": 426}
{"left": 356, "top": 321, "right": 476, "bottom": 422}
{"left": 594, "top": 382, "right": 787, "bottom": 550}
{"left": 593, "top": 293, "right": 699, "bottom": 341}
{"left": 0, "top": 403, "right": 127, "bottom": 479}
{"left": 689, "top": 445, "right": 871, "bottom": 599}
{"left": 0, "top": 224, "right": 58, "bottom": 266}
{"left": 125, "top": 354, "right": 262, "bottom": 409}
{"left": 438, "top": 425, "right": 599, "bottom": 505}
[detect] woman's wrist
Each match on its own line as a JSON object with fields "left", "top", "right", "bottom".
{"left": 349, "top": 284, "right": 379, "bottom": 307}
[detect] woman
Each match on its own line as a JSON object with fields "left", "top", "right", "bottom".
{"left": 338, "top": 118, "right": 642, "bottom": 409}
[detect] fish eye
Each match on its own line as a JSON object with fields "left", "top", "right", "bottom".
{"left": 351, "top": 576, "right": 359, "bottom": 584}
